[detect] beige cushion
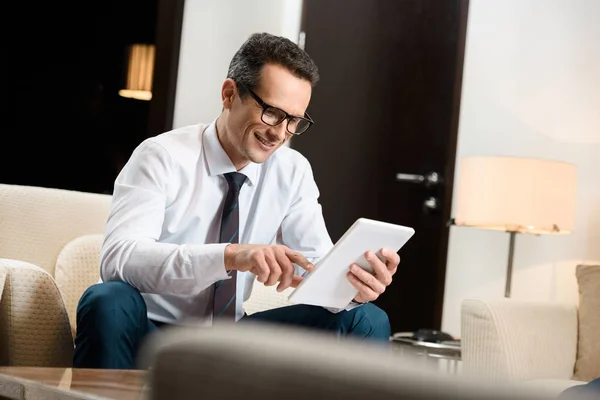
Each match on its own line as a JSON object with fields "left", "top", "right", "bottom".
{"left": 54, "top": 234, "right": 104, "bottom": 336}
{"left": 461, "top": 299, "right": 577, "bottom": 383}
{"left": 0, "top": 259, "right": 73, "bottom": 367}
{"left": 0, "top": 184, "right": 110, "bottom": 275}
{"left": 573, "top": 264, "right": 600, "bottom": 382}
{"left": 243, "top": 280, "right": 294, "bottom": 315}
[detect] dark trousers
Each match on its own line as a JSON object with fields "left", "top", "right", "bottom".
{"left": 559, "top": 378, "right": 600, "bottom": 399}
{"left": 73, "top": 281, "right": 391, "bottom": 369}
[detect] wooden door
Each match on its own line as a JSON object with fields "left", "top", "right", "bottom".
{"left": 292, "top": 0, "right": 469, "bottom": 333}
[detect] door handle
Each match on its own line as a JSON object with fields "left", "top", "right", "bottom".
{"left": 423, "top": 196, "right": 439, "bottom": 210}
{"left": 395, "top": 171, "right": 442, "bottom": 187}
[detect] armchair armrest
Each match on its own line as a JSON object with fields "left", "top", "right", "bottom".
{"left": 54, "top": 233, "right": 104, "bottom": 337}
{"left": 0, "top": 259, "right": 73, "bottom": 367}
{"left": 461, "top": 298, "right": 578, "bottom": 383}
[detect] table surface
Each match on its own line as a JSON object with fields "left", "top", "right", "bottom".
{"left": 390, "top": 332, "right": 461, "bottom": 358}
{"left": 0, "top": 367, "right": 148, "bottom": 400}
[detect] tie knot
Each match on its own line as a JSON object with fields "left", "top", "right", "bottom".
{"left": 224, "top": 172, "right": 247, "bottom": 193}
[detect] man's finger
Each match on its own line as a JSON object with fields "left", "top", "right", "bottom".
{"left": 290, "top": 275, "right": 305, "bottom": 288}
{"left": 264, "top": 253, "right": 282, "bottom": 286}
{"left": 285, "top": 250, "right": 314, "bottom": 271}
{"left": 347, "top": 271, "right": 377, "bottom": 302}
{"left": 350, "top": 264, "right": 386, "bottom": 294}
{"left": 365, "top": 251, "right": 390, "bottom": 281}
{"left": 381, "top": 248, "right": 400, "bottom": 270}
{"left": 276, "top": 251, "right": 295, "bottom": 291}
{"left": 251, "top": 253, "right": 270, "bottom": 283}
{"left": 388, "top": 266, "right": 398, "bottom": 277}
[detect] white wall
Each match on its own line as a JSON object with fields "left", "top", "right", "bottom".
{"left": 441, "top": 0, "right": 600, "bottom": 336}
{"left": 173, "top": 0, "right": 303, "bottom": 128}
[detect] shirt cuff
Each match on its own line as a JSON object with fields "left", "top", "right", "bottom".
{"left": 323, "top": 300, "right": 364, "bottom": 314}
{"left": 187, "top": 243, "right": 230, "bottom": 289}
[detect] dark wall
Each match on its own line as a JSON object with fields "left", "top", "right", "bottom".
{"left": 6, "top": 1, "right": 158, "bottom": 194}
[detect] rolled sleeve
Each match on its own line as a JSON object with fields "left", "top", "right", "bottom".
{"left": 100, "top": 140, "right": 229, "bottom": 296}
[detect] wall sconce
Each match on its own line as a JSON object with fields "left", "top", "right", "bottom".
{"left": 119, "top": 44, "right": 156, "bottom": 101}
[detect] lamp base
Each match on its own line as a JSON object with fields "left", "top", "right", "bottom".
{"left": 505, "top": 231, "right": 518, "bottom": 298}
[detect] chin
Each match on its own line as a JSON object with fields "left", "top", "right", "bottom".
{"left": 244, "top": 135, "right": 281, "bottom": 163}
{"left": 247, "top": 150, "right": 274, "bottom": 164}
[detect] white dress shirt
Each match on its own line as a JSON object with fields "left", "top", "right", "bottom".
{"left": 100, "top": 121, "right": 351, "bottom": 325}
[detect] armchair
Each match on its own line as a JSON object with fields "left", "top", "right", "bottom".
{"left": 0, "top": 183, "right": 293, "bottom": 367}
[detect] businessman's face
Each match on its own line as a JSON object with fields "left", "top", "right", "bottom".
{"left": 220, "top": 63, "right": 312, "bottom": 168}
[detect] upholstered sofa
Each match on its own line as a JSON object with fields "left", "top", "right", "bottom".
{"left": 460, "top": 264, "right": 600, "bottom": 396}
{"left": 0, "top": 183, "right": 293, "bottom": 367}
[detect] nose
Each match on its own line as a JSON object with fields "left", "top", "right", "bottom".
{"left": 266, "top": 121, "right": 288, "bottom": 142}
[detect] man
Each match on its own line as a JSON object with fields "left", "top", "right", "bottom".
{"left": 74, "top": 32, "right": 401, "bottom": 370}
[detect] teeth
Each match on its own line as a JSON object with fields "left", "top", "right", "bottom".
{"left": 255, "top": 133, "right": 272, "bottom": 147}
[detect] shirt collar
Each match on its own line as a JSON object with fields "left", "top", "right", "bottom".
{"left": 203, "top": 121, "right": 259, "bottom": 186}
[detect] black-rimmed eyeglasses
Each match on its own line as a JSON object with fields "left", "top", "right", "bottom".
{"left": 239, "top": 83, "right": 314, "bottom": 135}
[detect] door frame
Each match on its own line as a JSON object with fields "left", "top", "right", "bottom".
{"left": 432, "top": 0, "right": 470, "bottom": 327}
{"left": 147, "top": 0, "right": 186, "bottom": 138}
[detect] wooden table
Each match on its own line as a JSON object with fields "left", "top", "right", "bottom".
{"left": 0, "top": 367, "right": 148, "bottom": 399}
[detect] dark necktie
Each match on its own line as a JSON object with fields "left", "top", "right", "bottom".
{"left": 213, "top": 172, "right": 247, "bottom": 321}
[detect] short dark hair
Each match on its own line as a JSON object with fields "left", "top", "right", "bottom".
{"left": 227, "top": 32, "right": 319, "bottom": 96}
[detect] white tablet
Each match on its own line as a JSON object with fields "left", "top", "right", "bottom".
{"left": 288, "top": 218, "right": 415, "bottom": 309}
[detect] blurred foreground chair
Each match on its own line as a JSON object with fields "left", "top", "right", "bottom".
{"left": 139, "top": 320, "right": 561, "bottom": 400}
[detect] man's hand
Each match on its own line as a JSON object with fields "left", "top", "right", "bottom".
{"left": 347, "top": 248, "right": 400, "bottom": 304}
{"left": 224, "top": 244, "right": 314, "bottom": 292}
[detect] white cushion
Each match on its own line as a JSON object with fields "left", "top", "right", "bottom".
{"left": 243, "top": 279, "right": 294, "bottom": 315}
{"left": 0, "top": 184, "right": 110, "bottom": 275}
{"left": 461, "top": 298, "right": 578, "bottom": 382}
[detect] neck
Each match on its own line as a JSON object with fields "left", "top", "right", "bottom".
{"left": 215, "top": 115, "right": 248, "bottom": 171}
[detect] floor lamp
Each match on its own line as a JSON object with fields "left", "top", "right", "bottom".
{"left": 451, "top": 156, "right": 577, "bottom": 298}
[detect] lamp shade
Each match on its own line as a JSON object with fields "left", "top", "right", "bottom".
{"left": 118, "top": 44, "right": 155, "bottom": 101}
{"left": 453, "top": 156, "right": 577, "bottom": 234}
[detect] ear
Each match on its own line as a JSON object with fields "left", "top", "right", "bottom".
{"left": 221, "top": 79, "right": 237, "bottom": 110}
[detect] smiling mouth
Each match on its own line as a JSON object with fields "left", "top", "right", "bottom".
{"left": 254, "top": 132, "right": 276, "bottom": 148}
